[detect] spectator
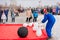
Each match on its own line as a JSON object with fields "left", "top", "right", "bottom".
{"left": 52, "top": 7, "right": 56, "bottom": 15}
{"left": 26, "top": 8, "right": 32, "bottom": 22}
{"left": 36, "top": 7, "right": 41, "bottom": 14}
{"left": 0, "top": 7, "right": 3, "bottom": 23}
{"left": 33, "top": 11, "right": 38, "bottom": 22}
{"left": 14, "top": 9, "right": 19, "bottom": 16}
{"left": 56, "top": 3, "right": 60, "bottom": 15}
{"left": 1, "top": 11, "right": 6, "bottom": 24}
{"left": 47, "top": 6, "right": 50, "bottom": 12}
{"left": 41, "top": 8, "right": 44, "bottom": 14}
{"left": 11, "top": 8, "right": 15, "bottom": 22}
{"left": 4, "top": 8, "right": 9, "bottom": 22}
{"left": 31, "top": 8, "right": 35, "bottom": 13}
{"left": 49, "top": 7, "right": 52, "bottom": 13}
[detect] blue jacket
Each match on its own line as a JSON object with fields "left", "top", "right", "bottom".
{"left": 33, "top": 11, "right": 38, "bottom": 18}
{"left": 42, "top": 13, "right": 55, "bottom": 23}
{"left": 56, "top": 6, "right": 60, "bottom": 14}
{"left": 4, "top": 9, "right": 9, "bottom": 16}
{"left": 42, "top": 13, "right": 56, "bottom": 37}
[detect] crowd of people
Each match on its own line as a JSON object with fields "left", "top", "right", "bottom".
{"left": 25, "top": 4, "right": 60, "bottom": 22}
{"left": 31, "top": 5, "right": 60, "bottom": 15}
{"left": 0, "top": 7, "right": 9, "bottom": 23}
{"left": 0, "top": 7, "right": 18, "bottom": 24}
{"left": 0, "top": 3, "right": 60, "bottom": 24}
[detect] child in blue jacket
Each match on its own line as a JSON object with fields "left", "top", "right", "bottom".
{"left": 41, "top": 9, "right": 56, "bottom": 39}
{"left": 33, "top": 11, "right": 38, "bottom": 22}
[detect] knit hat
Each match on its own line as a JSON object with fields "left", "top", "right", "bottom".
{"left": 43, "top": 8, "right": 47, "bottom": 13}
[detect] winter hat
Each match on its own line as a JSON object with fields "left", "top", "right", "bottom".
{"left": 43, "top": 8, "right": 47, "bottom": 13}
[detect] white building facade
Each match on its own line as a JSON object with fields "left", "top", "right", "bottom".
{"left": 0, "top": 0, "right": 60, "bottom": 8}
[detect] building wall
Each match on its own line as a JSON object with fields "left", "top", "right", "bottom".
{"left": 0, "top": 0, "right": 60, "bottom": 7}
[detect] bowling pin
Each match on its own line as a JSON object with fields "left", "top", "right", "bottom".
{"left": 28, "top": 22, "right": 33, "bottom": 27}
{"left": 33, "top": 22, "right": 38, "bottom": 31}
{"left": 23, "top": 23, "right": 28, "bottom": 27}
{"left": 36, "top": 27, "right": 42, "bottom": 36}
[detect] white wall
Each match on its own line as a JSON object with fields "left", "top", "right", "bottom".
{"left": 0, "top": 0, "right": 60, "bottom": 7}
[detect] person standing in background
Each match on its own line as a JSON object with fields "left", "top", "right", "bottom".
{"left": 58, "top": 3, "right": 60, "bottom": 15}
{"left": 33, "top": 10, "right": 38, "bottom": 22}
{"left": 11, "top": 8, "right": 15, "bottom": 22}
{"left": 52, "top": 7, "right": 56, "bottom": 15}
{"left": 4, "top": 7, "right": 9, "bottom": 22}
{"left": 41, "top": 8, "right": 44, "bottom": 14}
{"left": 26, "top": 8, "right": 32, "bottom": 22}
{"left": 56, "top": 2, "right": 60, "bottom": 15}
{"left": 0, "top": 7, "right": 3, "bottom": 23}
{"left": 1, "top": 11, "right": 6, "bottom": 24}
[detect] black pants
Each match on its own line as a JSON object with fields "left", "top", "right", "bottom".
{"left": 0, "top": 13, "right": 3, "bottom": 23}
{"left": 26, "top": 16, "right": 32, "bottom": 22}
{"left": 0, "top": 17, "right": 1, "bottom": 23}
{"left": 33, "top": 17, "right": 37, "bottom": 22}
{"left": 6, "top": 15, "right": 8, "bottom": 22}
{"left": 12, "top": 18, "right": 15, "bottom": 22}
{"left": 52, "top": 12, "right": 56, "bottom": 15}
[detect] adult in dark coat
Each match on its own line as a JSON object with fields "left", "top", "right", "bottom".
{"left": 4, "top": 8, "right": 9, "bottom": 22}
{"left": 0, "top": 8, "right": 3, "bottom": 23}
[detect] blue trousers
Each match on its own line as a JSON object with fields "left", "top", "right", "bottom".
{"left": 46, "top": 22, "right": 55, "bottom": 38}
